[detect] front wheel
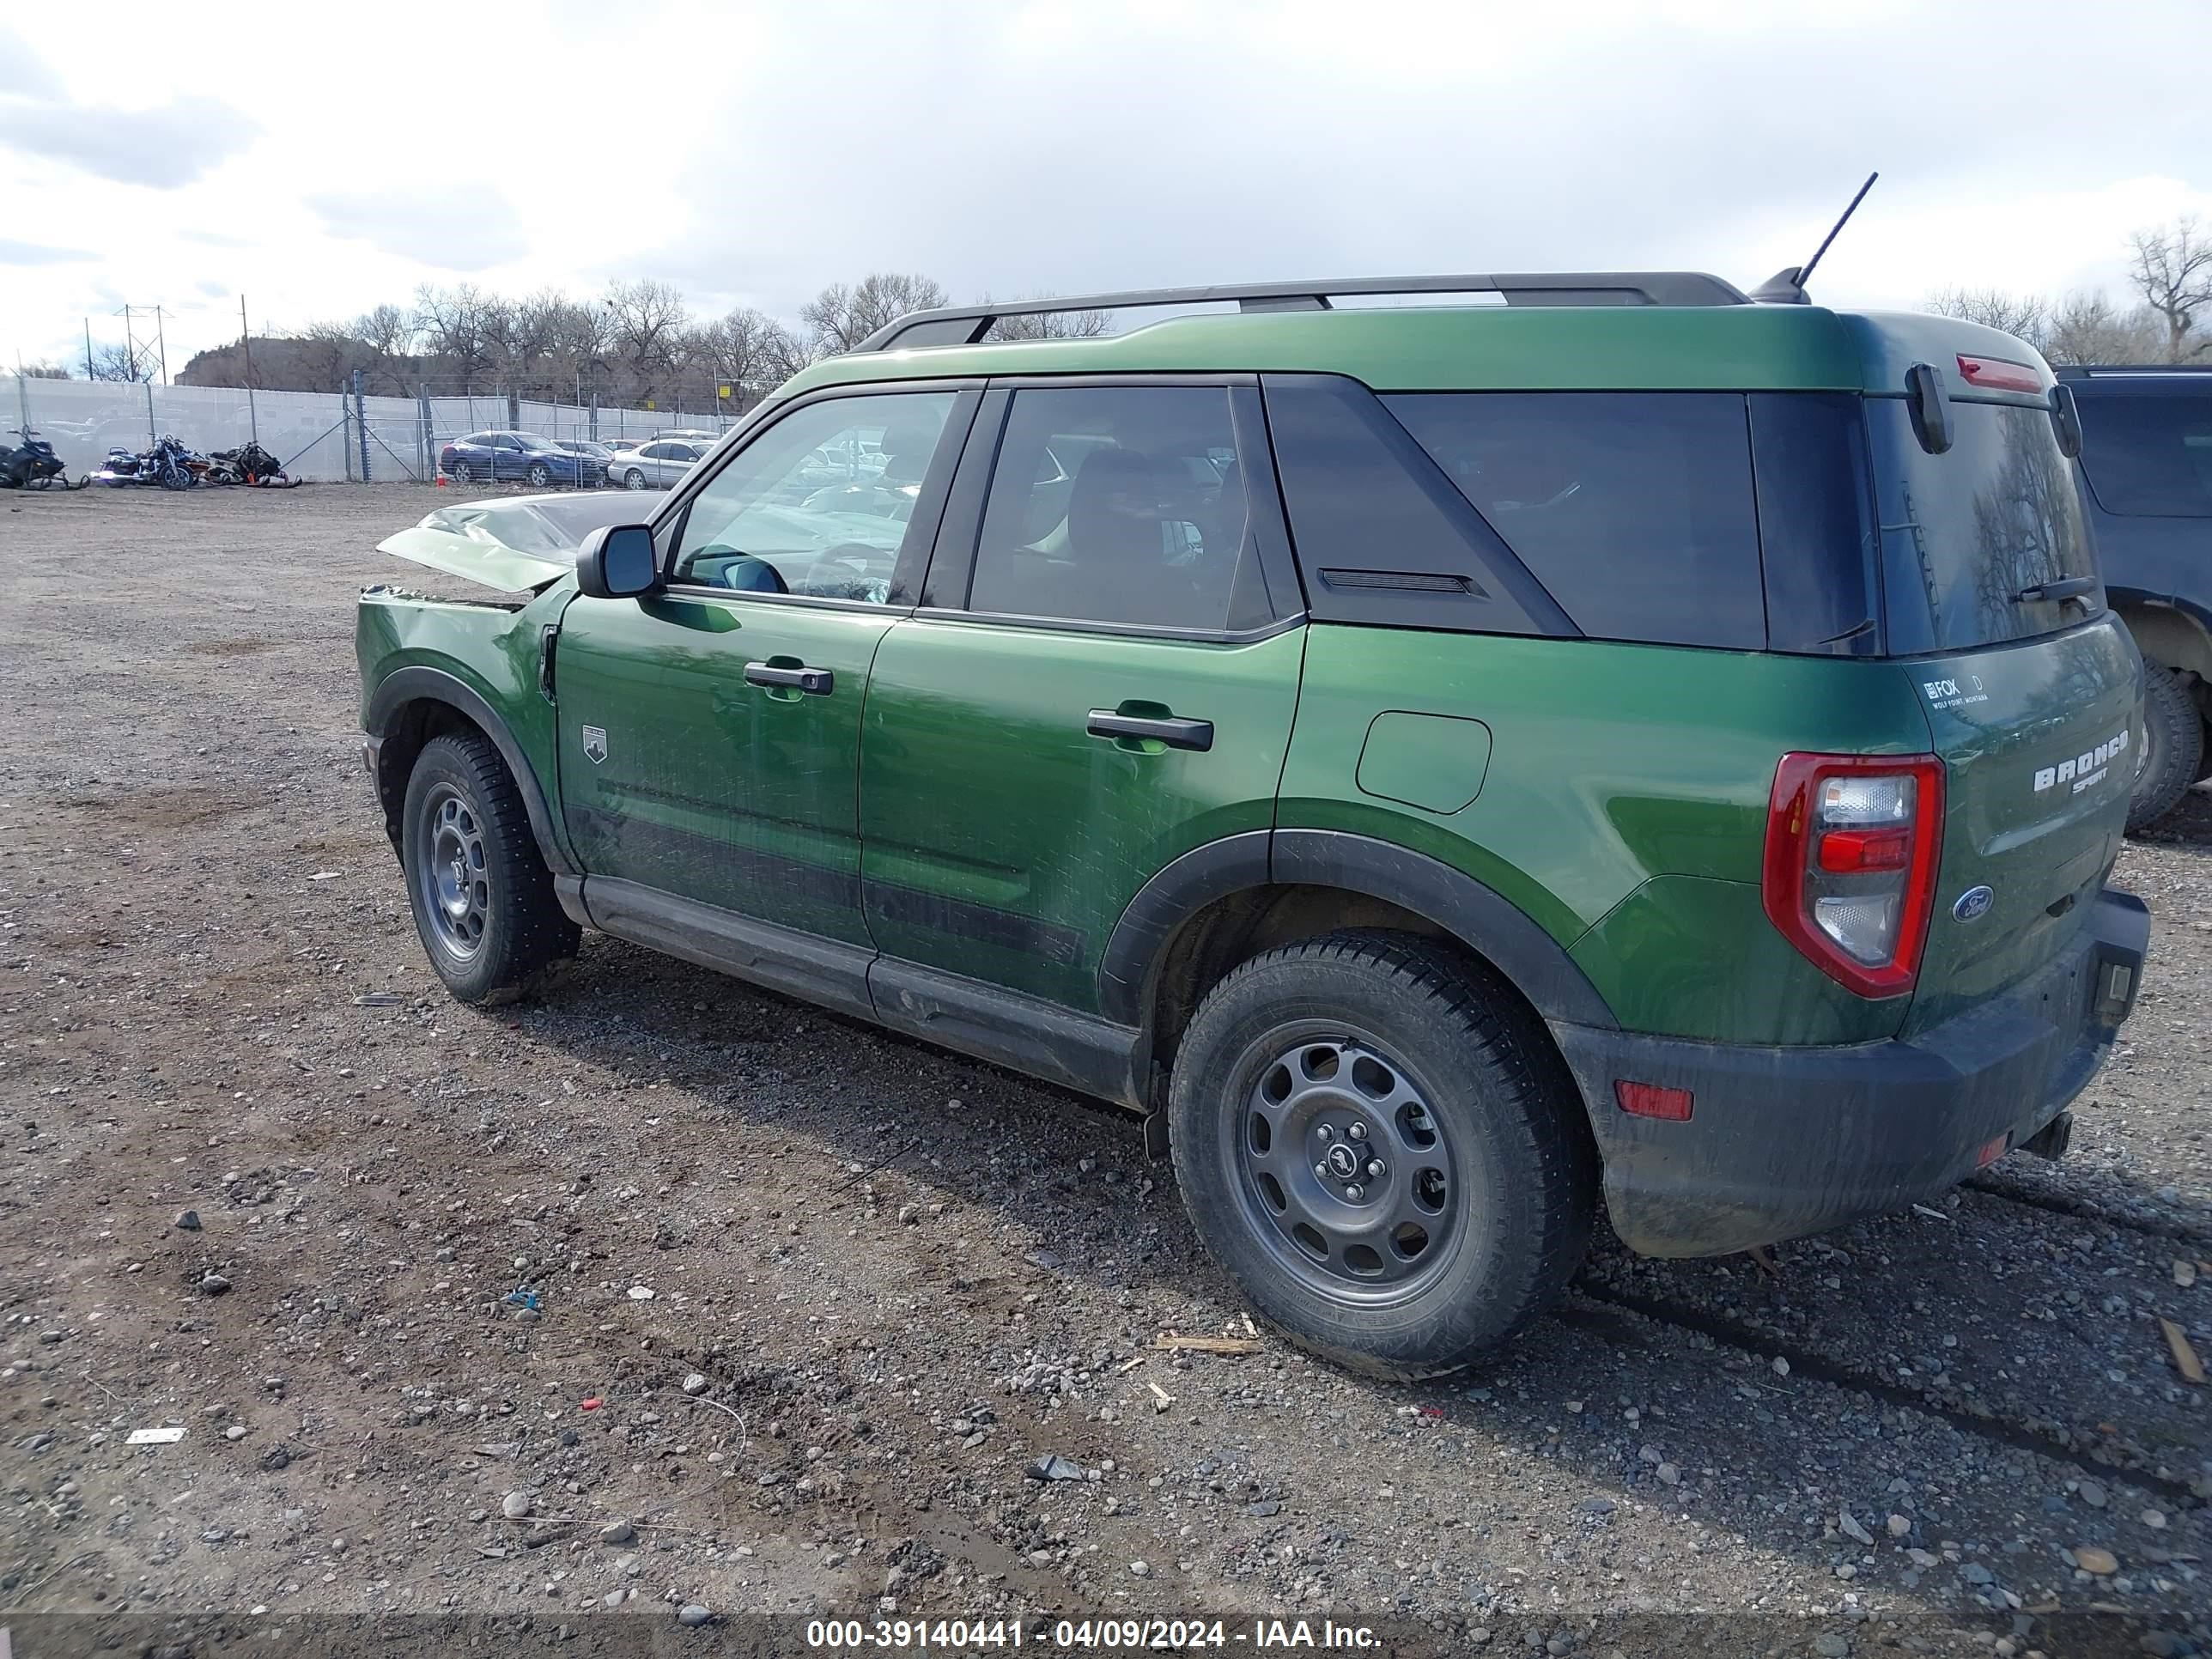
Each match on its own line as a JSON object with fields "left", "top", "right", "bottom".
{"left": 400, "top": 733, "right": 579, "bottom": 1001}
{"left": 1168, "top": 931, "right": 1595, "bottom": 1379}
{"left": 622, "top": 467, "right": 647, "bottom": 491}
{"left": 526, "top": 462, "right": 552, "bottom": 488}
{"left": 2129, "top": 654, "right": 2203, "bottom": 832}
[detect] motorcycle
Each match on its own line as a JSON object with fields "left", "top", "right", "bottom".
{"left": 206, "top": 441, "right": 291, "bottom": 487}
{"left": 0, "top": 428, "right": 74, "bottom": 489}
{"left": 94, "top": 434, "right": 199, "bottom": 489}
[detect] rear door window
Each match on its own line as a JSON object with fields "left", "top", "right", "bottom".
{"left": 967, "top": 386, "right": 1265, "bottom": 631}
{"left": 1386, "top": 392, "right": 1766, "bottom": 649}
{"left": 1866, "top": 399, "right": 2100, "bottom": 654}
{"left": 2075, "top": 392, "right": 2212, "bottom": 517}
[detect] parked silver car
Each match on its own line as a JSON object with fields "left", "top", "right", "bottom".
{"left": 610, "top": 437, "right": 711, "bottom": 490}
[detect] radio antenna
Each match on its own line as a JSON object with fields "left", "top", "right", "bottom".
{"left": 1748, "top": 172, "right": 1879, "bottom": 304}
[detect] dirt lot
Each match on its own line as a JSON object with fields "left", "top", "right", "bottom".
{"left": 3, "top": 483, "right": 2212, "bottom": 1658}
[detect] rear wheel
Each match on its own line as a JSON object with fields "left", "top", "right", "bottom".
{"left": 2129, "top": 655, "right": 2203, "bottom": 831}
{"left": 400, "top": 733, "right": 578, "bottom": 1001}
{"left": 623, "top": 467, "right": 647, "bottom": 491}
{"left": 448, "top": 459, "right": 471, "bottom": 484}
{"left": 1168, "top": 931, "right": 1595, "bottom": 1379}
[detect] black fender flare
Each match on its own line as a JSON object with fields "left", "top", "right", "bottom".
{"left": 1098, "top": 827, "right": 1617, "bottom": 1031}
{"left": 366, "top": 665, "right": 574, "bottom": 876}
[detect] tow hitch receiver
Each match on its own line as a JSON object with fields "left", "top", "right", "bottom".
{"left": 2021, "top": 1110, "right": 2073, "bottom": 1163}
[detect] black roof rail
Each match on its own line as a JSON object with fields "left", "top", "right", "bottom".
{"left": 854, "top": 271, "right": 1753, "bottom": 352}
{"left": 2053, "top": 363, "right": 2212, "bottom": 378}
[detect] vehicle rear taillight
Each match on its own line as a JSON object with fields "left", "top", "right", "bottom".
{"left": 1955, "top": 353, "right": 2043, "bottom": 393}
{"left": 1762, "top": 752, "right": 1945, "bottom": 999}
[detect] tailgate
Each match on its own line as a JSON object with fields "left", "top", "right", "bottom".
{"left": 1903, "top": 615, "right": 2138, "bottom": 1034}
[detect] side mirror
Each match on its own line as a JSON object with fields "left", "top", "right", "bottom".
{"left": 2049, "top": 382, "right": 2085, "bottom": 459}
{"left": 1905, "top": 362, "right": 1953, "bottom": 456}
{"left": 575, "top": 524, "right": 661, "bottom": 599}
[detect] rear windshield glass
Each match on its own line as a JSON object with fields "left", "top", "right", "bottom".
{"left": 2076, "top": 392, "right": 2212, "bottom": 517}
{"left": 1386, "top": 392, "right": 1765, "bottom": 650}
{"left": 1867, "top": 399, "right": 2100, "bottom": 655}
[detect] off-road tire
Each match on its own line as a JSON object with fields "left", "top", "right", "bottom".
{"left": 1168, "top": 930, "right": 1595, "bottom": 1379}
{"left": 400, "top": 733, "right": 578, "bottom": 1001}
{"left": 2129, "top": 654, "right": 2203, "bottom": 832}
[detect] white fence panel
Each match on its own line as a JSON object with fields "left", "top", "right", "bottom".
{"left": 3, "top": 376, "right": 746, "bottom": 485}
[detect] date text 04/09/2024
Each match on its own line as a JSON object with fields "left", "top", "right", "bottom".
{"left": 803, "top": 1618, "right": 1388, "bottom": 1650}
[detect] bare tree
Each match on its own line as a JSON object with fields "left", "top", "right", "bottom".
{"left": 2042, "top": 290, "right": 2166, "bottom": 367}
{"left": 2126, "top": 216, "right": 2212, "bottom": 362}
{"left": 290, "top": 319, "right": 375, "bottom": 392}
{"left": 801, "top": 272, "right": 949, "bottom": 356}
{"left": 979, "top": 294, "right": 1115, "bottom": 342}
{"left": 18, "top": 362, "right": 70, "bottom": 380}
{"left": 88, "top": 341, "right": 154, "bottom": 382}
{"left": 350, "top": 302, "right": 419, "bottom": 396}
{"left": 603, "top": 279, "right": 690, "bottom": 402}
{"left": 412, "top": 283, "right": 502, "bottom": 389}
{"left": 1923, "top": 287, "right": 2051, "bottom": 352}
{"left": 686, "top": 306, "right": 808, "bottom": 406}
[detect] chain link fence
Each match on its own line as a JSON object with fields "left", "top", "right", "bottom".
{"left": 3, "top": 374, "right": 747, "bottom": 486}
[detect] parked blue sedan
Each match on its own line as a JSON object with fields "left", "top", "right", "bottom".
{"left": 439, "top": 431, "right": 591, "bottom": 486}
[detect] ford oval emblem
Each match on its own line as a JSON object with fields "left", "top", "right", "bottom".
{"left": 1953, "top": 885, "right": 1995, "bottom": 922}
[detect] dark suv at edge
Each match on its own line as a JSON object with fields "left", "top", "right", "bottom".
{"left": 2058, "top": 365, "right": 2212, "bottom": 826}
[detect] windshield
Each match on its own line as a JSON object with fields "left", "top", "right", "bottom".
{"left": 1866, "top": 398, "right": 2100, "bottom": 655}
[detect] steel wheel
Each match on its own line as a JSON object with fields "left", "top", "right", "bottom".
{"left": 1229, "top": 1030, "right": 1461, "bottom": 1306}
{"left": 412, "top": 782, "right": 491, "bottom": 960}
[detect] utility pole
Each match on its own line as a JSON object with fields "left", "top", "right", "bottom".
{"left": 83, "top": 319, "right": 94, "bottom": 380}
{"left": 240, "top": 295, "right": 258, "bottom": 444}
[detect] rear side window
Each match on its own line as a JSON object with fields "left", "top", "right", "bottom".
{"left": 1386, "top": 392, "right": 1765, "bottom": 650}
{"left": 2076, "top": 392, "right": 2212, "bottom": 517}
{"left": 969, "top": 386, "right": 1265, "bottom": 632}
{"left": 1749, "top": 392, "right": 1881, "bottom": 655}
{"left": 1261, "top": 376, "right": 1559, "bottom": 636}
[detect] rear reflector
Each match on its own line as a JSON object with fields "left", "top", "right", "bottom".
{"left": 1955, "top": 353, "right": 2044, "bottom": 393}
{"left": 1614, "top": 1080, "right": 1694, "bottom": 1121}
{"left": 1974, "top": 1133, "right": 2008, "bottom": 1169}
{"left": 1815, "top": 826, "right": 1911, "bottom": 872}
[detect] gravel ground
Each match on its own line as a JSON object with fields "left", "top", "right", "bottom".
{"left": 3, "top": 484, "right": 2210, "bottom": 1659}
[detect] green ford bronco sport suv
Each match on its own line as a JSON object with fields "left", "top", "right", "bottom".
{"left": 358, "top": 271, "right": 2150, "bottom": 1378}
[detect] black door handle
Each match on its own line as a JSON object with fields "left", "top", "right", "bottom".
{"left": 1087, "top": 710, "right": 1213, "bottom": 752}
{"left": 744, "top": 661, "right": 834, "bottom": 695}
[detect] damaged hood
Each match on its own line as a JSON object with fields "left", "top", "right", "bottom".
{"left": 375, "top": 490, "right": 659, "bottom": 592}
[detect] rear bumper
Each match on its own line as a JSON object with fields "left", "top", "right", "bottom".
{"left": 1550, "top": 887, "right": 2149, "bottom": 1257}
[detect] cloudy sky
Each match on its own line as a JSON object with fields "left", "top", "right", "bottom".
{"left": 3, "top": 0, "right": 2209, "bottom": 374}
